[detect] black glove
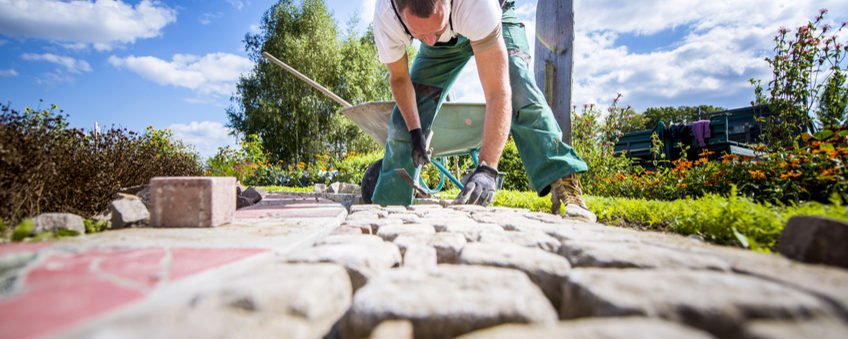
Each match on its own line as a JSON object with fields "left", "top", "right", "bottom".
{"left": 409, "top": 128, "right": 430, "bottom": 167}
{"left": 454, "top": 162, "right": 498, "bottom": 206}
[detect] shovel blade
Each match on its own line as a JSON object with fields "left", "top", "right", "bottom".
{"left": 393, "top": 168, "right": 431, "bottom": 197}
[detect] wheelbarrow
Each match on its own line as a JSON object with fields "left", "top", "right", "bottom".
{"left": 262, "top": 52, "right": 491, "bottom": 203}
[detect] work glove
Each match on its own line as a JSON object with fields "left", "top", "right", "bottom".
{"left": 409, "top": 128, "right": 431, "bottom": 168}
{"left": 454, "top": 162, "right": 498, "bottom": 206}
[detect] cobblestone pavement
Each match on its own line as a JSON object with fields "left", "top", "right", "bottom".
{"left": 2, "top": 193, "right": 848, "bottom": 338}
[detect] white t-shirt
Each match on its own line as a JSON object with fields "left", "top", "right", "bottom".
{"left": 373, "top": 0, "right": 502, "bottom": 64}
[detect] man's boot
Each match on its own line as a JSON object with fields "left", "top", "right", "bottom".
{"left": 550, "top": 174, "right": 597, "bottom": 223}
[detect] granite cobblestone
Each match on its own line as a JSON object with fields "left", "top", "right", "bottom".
{"left": 7, "top": 196, "right": 848, "bottom": 339}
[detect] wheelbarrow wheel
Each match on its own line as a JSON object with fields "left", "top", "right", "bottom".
{"left": 361, "top": 158, "right": 382, "bottom": 204}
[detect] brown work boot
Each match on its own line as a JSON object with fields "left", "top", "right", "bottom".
{"left": 550, "top": 174, "right": 597, "bottom": 223}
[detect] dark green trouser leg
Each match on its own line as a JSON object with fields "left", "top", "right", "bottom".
{"left": 372, "top": 4, "right": 589, "bottom": 205}
{"left": 501, "top": 6, "right": 587, "bottom": 196}
{"left": 371, "top": 37, "right": 474, "bottom": 206}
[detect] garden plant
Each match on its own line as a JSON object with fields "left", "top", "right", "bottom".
{"left": 0, "top": 102, "right": 202, "bottom": 239}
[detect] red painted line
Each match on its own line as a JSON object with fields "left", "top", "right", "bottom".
{"left": 169, "top": 248, "right": 267, "bottom": 280}
{"left": 0, "top": 247, "right": 268, "bottom": 339}
{"left": 0, "top": 243, "right": 51, "bottom": 257}
{"left": 0, "top": 278, "right": 143, "bottom": 339}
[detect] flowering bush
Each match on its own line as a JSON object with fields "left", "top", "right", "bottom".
{"left": 752, "top": 8, "right": 848, "bottom": 148}
{"left": 594, "top": 133, "right": 847, "bottom": 204}
{"left": 571, "top": 95, "right": 642, "bottom": 196}
{"left": 206, "top": 135, "right": 386, "bottom": 187}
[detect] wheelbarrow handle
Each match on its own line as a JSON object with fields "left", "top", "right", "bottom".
{"left": 261, "top": 52, "right": 352, "bottom": 108}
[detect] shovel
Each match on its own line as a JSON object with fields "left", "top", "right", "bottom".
{"left": 394, "top": 130, "right": 434, "bottom": 197}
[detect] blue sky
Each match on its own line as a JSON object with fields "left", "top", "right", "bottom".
{"left": 2, "top": 0, "right": 847, "bottom": 158}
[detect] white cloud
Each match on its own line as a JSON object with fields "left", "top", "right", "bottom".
{"left": 226, "top": 0, "right": 245, "bottom": 11}
{"left": 249, "top": 24, "right": 262, "bottom": 34}
{"left": 200, "top": 12, "right": 223, "bottom": 25}
{"left": 0, "top": 69, "right": 18, "bottom": 77}
{"left": 21, "top": 53, "right": 92, "bottom": 73}
{"left": 168, "top": 121, "right": 238, "bottom": 159}
{"left": 453, "top": 0, "right": 848, "bottom": 112}
{"left": 361, "top": 0, "right": 376, "bottom": 26}
{"left": 35, "top": 71, "right": 74, "bottom": 85}
{"left": 108, "top": 53, "right": 253, "bottom": 96}
{"left": 0, "top": 0, "right": 177, "bottom": 51}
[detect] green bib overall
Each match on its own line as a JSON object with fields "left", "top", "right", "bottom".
{"left": 371, "top": 1, "right": 588, "bottom": 206}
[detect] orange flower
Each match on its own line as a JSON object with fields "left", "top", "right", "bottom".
{"left": 780, "top": 172, "right": 802, "bottom": 179}
{"left": 820, "top": 168, "right": 835, "bottom": 177}
{"left": 676, "top": 183, "right": 688, "bottom": 188}
{"left": 749, "top": 170, "right": 766, "bottom": 179}
{"left": 615, "top": 173, "right": 626, "bottom": 180}
{"left": 696, "top": 157, "right": 708, "bottom": 166}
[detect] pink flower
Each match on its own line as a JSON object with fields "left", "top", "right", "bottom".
{"left": 820, "top": 8, "right": 828, "bottom": 15}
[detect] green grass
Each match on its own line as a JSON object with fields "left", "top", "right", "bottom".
{"left": 262, "top": 186, "right": 314, "bottom": 193}
{"left": 493, "top": 189, "right": 848, "bottom": 252}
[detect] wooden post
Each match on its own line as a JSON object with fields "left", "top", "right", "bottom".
{"left": 534, "top": 0, "right": 574, "bottom": 145}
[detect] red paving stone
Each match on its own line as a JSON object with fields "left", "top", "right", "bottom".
{"left": 0, "top": 247, "right": 267, "bottom": 339}
{"left": 0, "top": 242, "right": 51, "bottom": 257}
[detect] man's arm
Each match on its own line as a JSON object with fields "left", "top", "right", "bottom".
{"left": 386, "top": 53, "right": 420, "bottom": 132}
{"left": 473, "top": 37, "right": 511, "bottom": 169}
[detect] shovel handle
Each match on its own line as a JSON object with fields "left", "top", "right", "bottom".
{"left": 262, "top": 52, "right": 352, "bottom": 108}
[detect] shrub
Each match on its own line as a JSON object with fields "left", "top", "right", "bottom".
{"left": 495, "top": 138, "right": 530, "bottom": 191}
{"left": 593, "top": 132, "right": 847, "bottom": 205}
{"left": 571, "top": 95, "right": 642, "bottom": 196}
{"left": 0, "top": 102, "right": 202, "bottom": 226}
{"left": 751, "top": 9, "right": 848, "bottom": 148}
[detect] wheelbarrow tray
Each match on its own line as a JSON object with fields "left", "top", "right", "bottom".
{"left": 340, "top": 101, "right": 486, "bottom": 158}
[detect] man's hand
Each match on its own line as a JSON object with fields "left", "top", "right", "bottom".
{"left": 409, "top": 128, "right": 430, "bottom": 167}
{"left": 454, "top": 162, "right": 498, "bottom": 206}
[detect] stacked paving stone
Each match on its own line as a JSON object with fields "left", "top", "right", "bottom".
{"left": 288, "top": 204, "right": 848, "bottom": 339}
{"left": 4, "top": 188, "right": 848, "bottom": 338}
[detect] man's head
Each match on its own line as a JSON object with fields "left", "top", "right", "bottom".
{"left": 395, "top": 0, "right": 450, "bottom": 46}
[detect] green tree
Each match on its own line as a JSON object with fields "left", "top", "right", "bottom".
{"left": 641, "top": 105, "right": 725, "bottom": 129}
{"left": 817, "top": 71, "right": 848, "bottom": 128}
{"left": 227, "top": 0, "right": 389, "bottom": 165}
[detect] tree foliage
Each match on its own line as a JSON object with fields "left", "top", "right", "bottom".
{"left": 227, "top": 0, "right": 390, "bottom": 165}
{"left": 640, "top": 105, "right": 725, "bottom": 129}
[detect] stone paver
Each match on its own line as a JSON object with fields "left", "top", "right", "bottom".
{"left": 286, "top": 241, "right": 401, "bottom": 291}
{"left": 375, "top": 224, "right": 436, "bottom": 241}
{"left": 4, "top": 192, "right": 848, "bottom": 338}
{"left": 456, "top": 317, "right": 716, "bottom": 339}
{"left": 560, "top": 240, "right": 731, "bottom": 270}
{"left": 32, "top": 213, "right": 86, "bottom": 235}
{"left": 477, "top": 229, "right": 561, "bottom": 252}
{"left": 400, "top": 244, "right": 437, "bottom": 269}
{"left": 561, "top": 268, "right": 839, "bottom": 338}
{"left": 458, "top": 242, "right": 571, "bottom": 308}
{"left": 392, "top": 232, "right": 467, "bottom": 263}
{"left": 150, "top": 176, "right": 236, "bottom": 227}
{"left": 779, "top": 215, "right": 848, "bottom": 268}
{"left": 341, "top": 265, "right": 557, "bottom": 339}
{"left": 368, "top": 320, "right": 414, "bottom": 339}
{"left": 741, "top": 317, "right": 848, "bottom": 339}
{"left": 433, "top": 222, "right": 504, "bottom": 241}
